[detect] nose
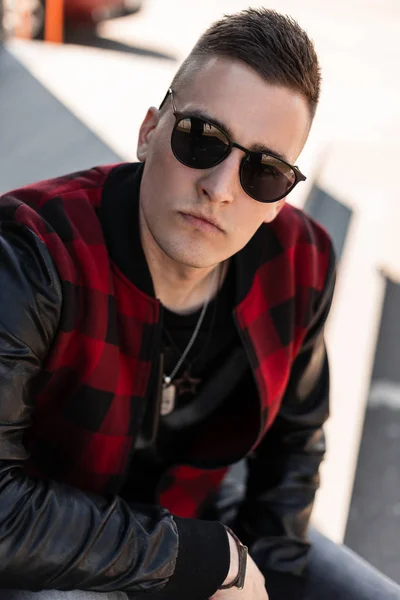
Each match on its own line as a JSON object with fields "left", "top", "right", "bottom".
{"left": 196, "top": 148, "right": 243, "bottom": 205}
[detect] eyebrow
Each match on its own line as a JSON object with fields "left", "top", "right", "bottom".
{"left": 186, "top": 108, "right": 290, "bottom": 163}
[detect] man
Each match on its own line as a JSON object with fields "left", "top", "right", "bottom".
{"left": 0, "top": 7, "right": 399, "bottom": 600}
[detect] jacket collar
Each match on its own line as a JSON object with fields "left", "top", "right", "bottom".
{"left": 100, "top": 162, "right": 156, "bottom": 297}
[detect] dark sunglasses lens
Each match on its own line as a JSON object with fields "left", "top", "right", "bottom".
{"left": 171, "top": 117, "right": 229, "bottom": 168}
{"left": 241, "top": 153, "right": 296, "bottom": 203}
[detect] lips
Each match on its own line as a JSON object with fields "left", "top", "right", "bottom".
{"left": 180, "top": 211, "right": 224, "bottom": 232}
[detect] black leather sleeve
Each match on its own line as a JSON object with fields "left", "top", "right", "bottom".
{"left": 234, "top": 244, "right": 337, "bottom": 600}
{"left": 0, "top": 221, "right": 229, "bottom": 599}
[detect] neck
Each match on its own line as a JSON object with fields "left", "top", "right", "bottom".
{"left": 139, "top": 207, "right": 227, "bottom": 315}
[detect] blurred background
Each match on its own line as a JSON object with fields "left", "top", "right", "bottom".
{"left": 1, "top": 0, "right": 400, "bottom": 582}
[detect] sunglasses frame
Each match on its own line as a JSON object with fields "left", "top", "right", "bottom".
{"left": 160, "top": 88, "right": 307, "bottom": 204}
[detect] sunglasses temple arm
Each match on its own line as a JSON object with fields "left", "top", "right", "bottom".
{"left": 158, "top": 90, "right": 170, "bottom": 110}
{"left": 294, "top": 166, "right": 307, "bottom": 182}
{"left": 159, "top": 88, "right": 176, "bottom": 112}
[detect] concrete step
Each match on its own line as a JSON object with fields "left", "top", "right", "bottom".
{"left": 345, "top": 277, "right": 400, "bottom": 583}
{"left": 0, "top": 46, "right": 121, "bottom": 194}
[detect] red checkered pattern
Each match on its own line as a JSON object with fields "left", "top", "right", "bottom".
{"left": 236, "top": 207, "right": 330, "bottom": 439}
{"left": 0, "top": 166, "right": 332, "bottom": 517}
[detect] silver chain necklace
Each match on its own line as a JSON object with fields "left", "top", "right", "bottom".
{"left": 161, "top": 265, "right": 220, "bottom": 416}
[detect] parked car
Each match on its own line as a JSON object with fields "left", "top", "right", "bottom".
{"left": 1, "top": 0, "right": 144, "bottom": 41}
{"left": 64, "top": 0, "right": 143, "bottom": 24}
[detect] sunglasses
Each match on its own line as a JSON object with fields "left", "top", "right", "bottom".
{"left": 159, "top": 88, "right": 306, "bottom": 204}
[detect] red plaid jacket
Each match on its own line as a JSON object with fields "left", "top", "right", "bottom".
{"left": 0, "top": 163, "right": 334, "bottom": 598}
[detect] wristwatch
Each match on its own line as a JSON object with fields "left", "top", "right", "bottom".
{"left": 219, "top": 526, "right": 248, "bottom": 590}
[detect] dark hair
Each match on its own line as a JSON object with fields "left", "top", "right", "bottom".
{"left": 171, "top": 8, "right": 321, "bottom": 119}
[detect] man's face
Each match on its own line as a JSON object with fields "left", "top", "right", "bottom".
{"left": 137, "top": 57, "right": 311, "bottom": 269}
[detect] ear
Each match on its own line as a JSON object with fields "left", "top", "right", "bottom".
{"left": 263, "top": 198, "right": 286, "bottom": 223}
{"left": 137, "top": 107, "right": 160, "bottom": 162}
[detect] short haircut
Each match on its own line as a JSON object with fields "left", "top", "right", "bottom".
{"left": 170, "top": 8, "right": 321, "bottom": 119}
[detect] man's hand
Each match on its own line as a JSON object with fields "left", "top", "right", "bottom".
{"left": 210, "top": 531, "right": 269, "bottom": 600}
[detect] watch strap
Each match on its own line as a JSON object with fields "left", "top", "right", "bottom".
{"left": 219, "top": 526, "right": 248, "bottom": 590}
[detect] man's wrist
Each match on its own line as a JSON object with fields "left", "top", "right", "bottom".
{"left": 222, "top": 529, "right": 240, "bottom": 586}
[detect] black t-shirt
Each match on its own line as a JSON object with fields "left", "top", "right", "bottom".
{"left": 157, "top": 261, "right": 238, "bottom": 457}
{"left": 162, "top": 260, "right": 236, "bottom": 410}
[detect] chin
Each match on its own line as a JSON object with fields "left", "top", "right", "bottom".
{"left": 169, "top": 252, "right": 216, "bottom": 270}
{"left": 161, "top": 241, "right": 220, "bottom": 269}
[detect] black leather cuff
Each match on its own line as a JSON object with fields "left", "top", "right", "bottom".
{"left": 150, "top": 516, "right": 230, "bottom": 600}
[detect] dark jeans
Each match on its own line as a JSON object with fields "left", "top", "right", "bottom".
{"left": 305, "top": 527, "right": 400, "bottom": 599}
{"left": 0, "top": 527, "right": 399, "bottom": 599}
